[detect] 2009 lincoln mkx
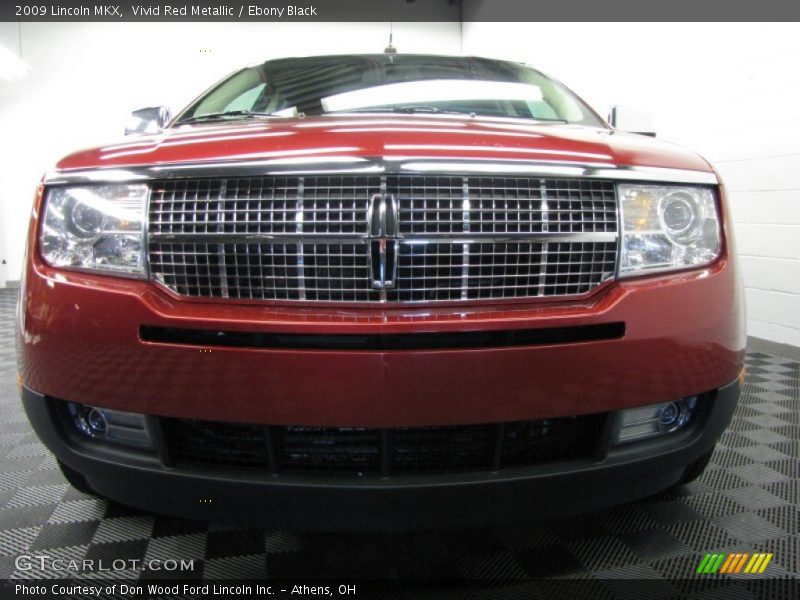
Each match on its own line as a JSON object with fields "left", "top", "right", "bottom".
{"left": 17, "top": 54, "right": 745, "bottom": 530}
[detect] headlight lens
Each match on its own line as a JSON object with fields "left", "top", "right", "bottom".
{"left": 39, "top": 184, "right": 148, "bottom": 277}
{"left": 618, "top": 184, "right": 721, "bottom": 277}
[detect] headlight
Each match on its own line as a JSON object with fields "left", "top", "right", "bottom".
{"left": 39, "top": 184, "right": 148, "bottom": 277}
{"left": 618, "top": 184, "right": 721, "bottom": 277}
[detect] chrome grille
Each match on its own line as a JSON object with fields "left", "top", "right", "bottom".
{"left": 148, "top": 175, "right": 618, "bottom": 303}
{"left": 149, "top": 176, "right": 375, "bottom": 236}
{"left": 393, "top": 241, "right": 617, "bottom": 302}
{"left": 148, "top": 242, "right": 373, "bottom": 302}
{"left": 397, "top": 176, "right": 617, "bottom": 235}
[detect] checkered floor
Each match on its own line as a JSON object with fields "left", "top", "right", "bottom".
{"left": 0, "top": 288, "right": 797, "bottom": 596}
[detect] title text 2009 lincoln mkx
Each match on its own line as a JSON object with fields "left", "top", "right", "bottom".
{"left": 17, "top": 54, "right": 744, "bottom": 529}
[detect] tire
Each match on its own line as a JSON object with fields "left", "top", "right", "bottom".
{"left": 674, "top": 448, "right": 715, "bottom": 488}
{"left": 57, "top": 460, "right": 99, "bottom": 496}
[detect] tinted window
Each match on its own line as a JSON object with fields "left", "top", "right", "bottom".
{"left": 176, "top": 55, "right": 604, "bottom": 127}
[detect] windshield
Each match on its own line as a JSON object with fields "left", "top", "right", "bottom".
{"left": 173, "top": 54, "right": 605, "bottom": 127}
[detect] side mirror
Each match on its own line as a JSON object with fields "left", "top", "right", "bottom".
{"left": 125, "top": 106, "right": 171, "bottom": 135}
{"left": 608, "top": 105, "right": 656, "bottom": 137}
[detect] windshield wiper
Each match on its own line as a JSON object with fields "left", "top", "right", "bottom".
{"left": 390, "top": 106, "right": 471, "bottom": 115}
{"left": 335, "top": 106, "right": 472, "bottom": 116}
{"left": 527, "top": 117, "right": 569, "bottom": 123}
{"left": 174, "top": 110, "right": 280, "bottom": 126}
{"left": 332, "top": 106, "right": 569, "bottom": 123}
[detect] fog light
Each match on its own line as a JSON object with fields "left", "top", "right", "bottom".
{"left": 66, "top": 402, "right": 153, "bottom": 450}
{"left": 659, "top": 402, "right": 680, "bottom": 427}
{"left": 84, "top": 408, "right": 108, "bottom": 436}
{"left": 615, "top": 396, "right": 698, "bottom": 444}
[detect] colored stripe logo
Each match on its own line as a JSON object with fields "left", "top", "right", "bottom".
{"left": 696, "top": 553, "right": 773, "bottom": 574}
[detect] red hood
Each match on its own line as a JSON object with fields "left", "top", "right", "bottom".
{"left": 55, "top": 114, "right": 712, "bottom": 173}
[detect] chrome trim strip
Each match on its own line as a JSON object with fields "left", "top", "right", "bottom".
{"left": 45, "top": 159, "right": 719, "bottom": 186}
{"left": 147, "top": 276, "right": 616, "bottom": 306}
{"left": 461, "top": 178, "right": 470, "bottom": 301}
{"left": 403, "top": 232, "right": 618, "bottom": 243}
{"left": 387, "top": 191, "right": 399, "bottom": 290}
{"left": 147, "top": 232, "right": 618, "bottom": 245}
{"left": 217, "top": 178, "right": 230, "bottom": 299}
{"left": 591, "top": 166, "right": 718, "bottom": 185}
{"left": 537, "top": 179, "right": 549, "bottom": 298}
{"left": 152, "top": 233, "right": 370, "bottom": 244}
{"left": 296, "top": 178, "right": 306, "bottom": 301}
{"left": 142, "top": 185, "right": 152, "bottom": 279}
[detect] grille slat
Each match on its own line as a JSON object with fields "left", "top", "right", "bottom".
{"left": 163, "top": 414, "right": 607, "bottom": 476}
{"left": 149, "top": 175, "right": 618, "bottom": 303}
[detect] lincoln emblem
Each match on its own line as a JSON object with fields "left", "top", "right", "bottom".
{"left": 367, "top": 192, "right": 400, "bottom": 290}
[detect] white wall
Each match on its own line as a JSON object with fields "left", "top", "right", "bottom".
{"left": 0, "top": 21, "right": 461, "bottom": 282}
{"left": 464, "top": 22, "right": 800, "bottom": 347}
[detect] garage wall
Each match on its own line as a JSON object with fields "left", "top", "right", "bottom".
{"left": 0, "top": 21, "right": 461, "bottom": 283}
{"left": 463, "top": 22, "right": 800, "bottom": 348}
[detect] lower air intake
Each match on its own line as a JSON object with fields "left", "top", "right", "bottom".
{"left": 162, "top": 414, "right": 607, "bottom": 476}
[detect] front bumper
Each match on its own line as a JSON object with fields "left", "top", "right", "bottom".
{"left": 23, "top": 380, "right": 739, "bottom": 530}
{"left": 18, "top": 252, "right": 745, "bottom": 427}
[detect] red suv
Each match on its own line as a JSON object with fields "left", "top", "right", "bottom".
{"left": 18, "top": 54, "right": 745, "bottom": 529}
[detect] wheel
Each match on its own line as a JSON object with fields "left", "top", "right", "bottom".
{"left": 674, "top": 448, "right": 715, "bottom": 488}
{"left": 57, "top": 460, "right": 99, "bottom": 496}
